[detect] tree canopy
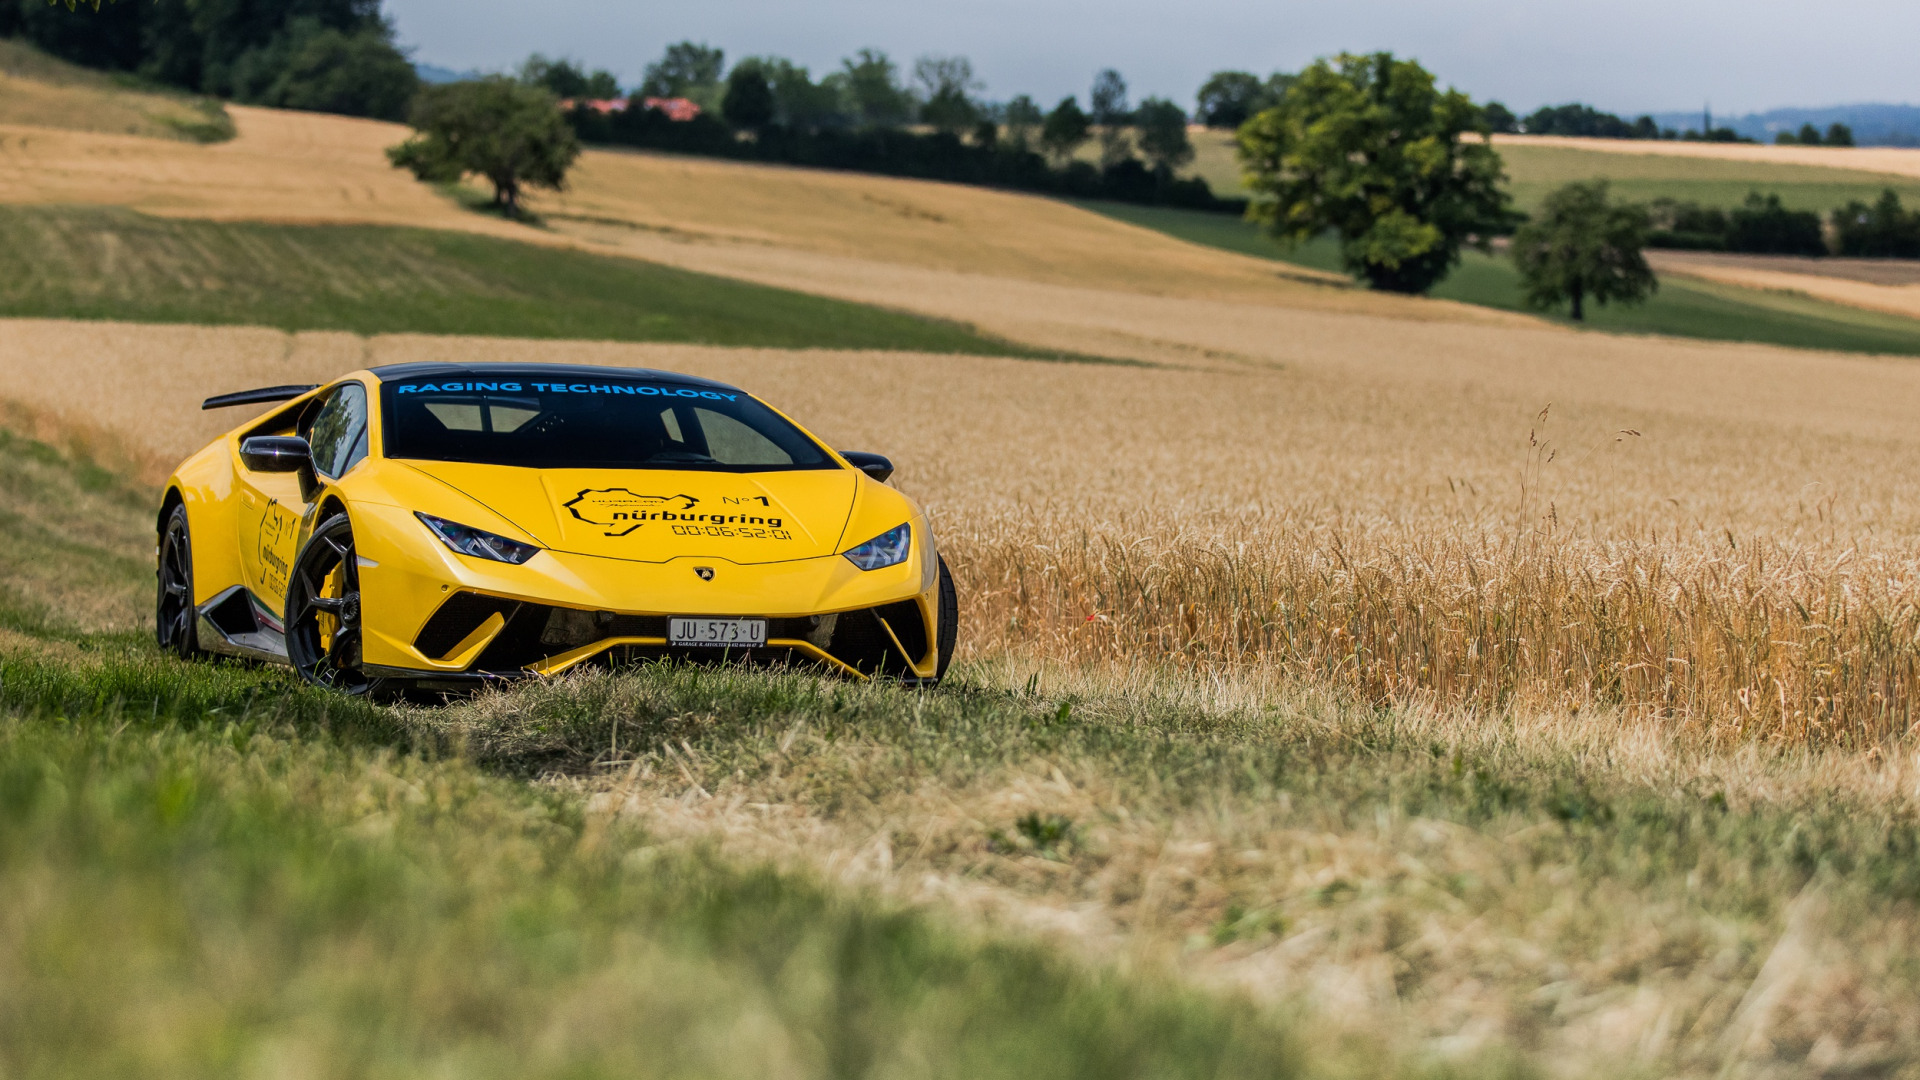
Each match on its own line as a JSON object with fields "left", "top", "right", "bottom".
{"left": 1089, "top": 69, "right": 1131, "bottom": 167}
{"left": 4, "top": 0, "right": 416, "bottom": 118}
{"left": 520, "top": 55, "right": 618, "bottom": 100}
{"left": 1040, "top": 96, "right": 1091, "bottom": 165}
{"left": 1194, "top": 70, "right": 1294, "bottom": 129}
{"left": 1833, "top": 189, "right": 1920, "bottom": 257}
{"left": 387, "top": 78, "right": 580, "bottom": 216}
{"left": 640, "top": 41, "right": 723, "bottom": 99}
{"left": 1511, "top": 180, "right": 1656, "bottom": 320}
{"left": 721, "top": 65, "right": 775, "bottom": 132}
{"left": 840, "top": 48, "right": 912, "bottom": 128}
{"left": 1238, "top": 52, "right": 1514, "bottom": 294}
{"left": 914, "top": 54, "right": 981, "bottom": 135}
{"left": 1134, "top": 98, "right": 1193, "bottom": 172}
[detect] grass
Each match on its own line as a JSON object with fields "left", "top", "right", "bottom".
{"left": 0, "top": 654, "right": 1327, "bottom": 1080}
{"left": 0, "top": 427, "right": 1915, "bottom": 1075}
{"left": 1078, "top": 200, "right": 1920, "bottom": 356}
{"left": 3, "top": 430, "right": 1919, "bottom": 1076}
{"left": 1495, "top": 143, "right": 1920, "bottom": 215}
{"left": 0, "top": 204, "right": 1073, "bottom": 357}
{"left": 0, "top": 38, "right": 233, "bottom": 143}
{"left": 0, "top": 433, "right": 1329, "bottom": 1080}
{"left": 1183, "top": 128, "right": 1920, "bottom": 213}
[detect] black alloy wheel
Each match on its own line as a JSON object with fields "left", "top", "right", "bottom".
{"left": 156, "top": 504, "right": 202, "bottom": 659}
{"left": 286, "top": 512, "right": 377, "bottom": 695}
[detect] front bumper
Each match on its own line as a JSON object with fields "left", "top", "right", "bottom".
{"left": 353, "top": 502, "right": 939, "bottom": 681}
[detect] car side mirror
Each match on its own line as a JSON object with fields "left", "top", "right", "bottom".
{"left": 240, "top": 435, "right": 322, "bottom": 502}
{"left": 240, "top": 435, "right": 312, "bottom": 472}
{"left": 840, "top": 451, "right": 894, "bottom": 483}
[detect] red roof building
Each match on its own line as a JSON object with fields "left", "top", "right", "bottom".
{"left": 642, "top": 97, "right": 702, "bottom": 122}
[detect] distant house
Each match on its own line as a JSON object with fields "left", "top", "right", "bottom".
{"left": 559, "top": 97, "right": 629, "bottom": 115}
{"left": 642, "top": 97, "right": 702, "bottom": 122}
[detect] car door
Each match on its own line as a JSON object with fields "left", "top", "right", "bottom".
{"left": 236, "top": 382, "right": 370, "bottom": 616}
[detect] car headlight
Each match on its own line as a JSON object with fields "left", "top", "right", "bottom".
{"left": 416, "top": 512, "right": 540, "bottom": 565}
{"left": 842, "top": 523, "right": 911, "bottom": 571}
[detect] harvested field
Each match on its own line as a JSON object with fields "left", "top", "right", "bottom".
{"left": 1187, "top": 127, "right": 1920, "bottom": 211}
{"left": 0, "top": 39, "right": 230, "bottom": 143}
{"left": 0, "top": 104, "right": 1517, "bottom": 339}
{"left": 1494, "top": 133, "right": 1920, "bottom": 179}
{"left": 12, "top": 314, "right": 1920, "bottom": 741}
{"left": 1653, "top": 250, "right": 1920, "bottom": 321}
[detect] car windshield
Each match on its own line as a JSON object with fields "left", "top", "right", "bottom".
{"left": 379, "top": 373, "right": 835, "bottom": 471}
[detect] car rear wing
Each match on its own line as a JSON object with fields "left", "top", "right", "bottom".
{"left": 202, "top": 384, "right": 321, "bottom": 411}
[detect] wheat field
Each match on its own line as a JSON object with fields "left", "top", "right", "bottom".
{"left": 9, "top": 314, "right": 1920, "bottom": 743}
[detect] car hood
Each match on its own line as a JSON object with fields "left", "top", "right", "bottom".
{"left": 397, "top": 461, "right": 858, "bottom": 564}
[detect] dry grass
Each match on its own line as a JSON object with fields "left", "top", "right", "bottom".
{"left": 12, "top": 315, "right": 1920, "bottom": 741}
{"left": 0, "top": 103, "right": 1525, "bottom": 344}
{"left": 1494, "top": 133, "right": 1920, "bottom": 179}
{"left": 1652, "top": 251, "right": 1920, "bottom": 321}
{"left": 0, "top": 40, "right": 229, "bottom": 143}
{"left": 421, "top": 662, "right": 1920, "bottom": 1078}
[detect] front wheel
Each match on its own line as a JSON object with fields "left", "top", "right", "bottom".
{"left": 156, "top": 504, "right": 203, "bottom": 659}
{"left": 285, "top": 512, "right": 379, "bottom": 696}
{"left": 933, "top": 556, "right": 957, "bottom": 681}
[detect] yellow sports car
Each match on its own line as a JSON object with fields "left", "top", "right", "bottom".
{"left": 156, "top": 363, "right": 956, "bottom": 695}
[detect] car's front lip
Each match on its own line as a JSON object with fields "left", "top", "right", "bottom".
{"left": 349, "top": 502, "right": 934, "bottom": 677}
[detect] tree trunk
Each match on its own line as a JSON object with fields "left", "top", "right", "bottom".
{"left": 1570, "top": 283, "right": 1585, "bottom": 321}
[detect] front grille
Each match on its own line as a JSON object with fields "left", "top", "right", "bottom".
{"left": 415, "top": 592, "right": 932, "bottom": 677}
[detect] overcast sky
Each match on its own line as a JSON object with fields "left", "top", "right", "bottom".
{"left": 385, "top": 0, "right": 1919, "bottom": 116}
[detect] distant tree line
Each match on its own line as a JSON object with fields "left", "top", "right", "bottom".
{"left": 0, "top": 0, "right": 418, "bottom": 120}
{"left": 1642, "top": 189, "right": 1918, "bottom": 256}
{"left": 549, "top": 45, "right": 1235, "bottom": 213}
{"left": 1773, "top": 122, "right": 1856, "bottom": 147}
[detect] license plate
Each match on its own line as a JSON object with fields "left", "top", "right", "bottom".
{"left": 669, "top": 617, "right": 767, "bottom": 648}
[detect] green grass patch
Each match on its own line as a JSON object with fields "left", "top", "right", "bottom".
{"left": 1187, "top": 130, "right": 1920, "bottom": 213}
{"left": 1497, "top": 143, "right": 1920, "bottom": 214}
{"left": 0, "top": 650, "right": 1316, "bottom": 1080}
{"left": 0, "top": 204, "right": 1086, "bottom": 359}
{"left": 1081, "top": 200, "right": 1920, "bottom": 356}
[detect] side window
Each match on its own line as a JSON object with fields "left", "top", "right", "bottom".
{"left": 304, "top": 383, "right": 370, "bottom": 480}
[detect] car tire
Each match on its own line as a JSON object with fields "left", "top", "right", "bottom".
{"left": 934, "top": 556, "right": 957, "bottom": 680}
{"left": 155, "top": 503, "right": 203, "bottom": 660}
{"left": 285, "top": 511, "right": 380, "bottom": 696}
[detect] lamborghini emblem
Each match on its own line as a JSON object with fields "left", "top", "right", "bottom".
{"left": 693, "top": 566, "right": 715, "bottom": 581}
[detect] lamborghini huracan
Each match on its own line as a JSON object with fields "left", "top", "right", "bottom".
{"left": 155, "top": 363, "right": 957, "bottom": 694}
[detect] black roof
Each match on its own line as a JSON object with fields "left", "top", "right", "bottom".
{"left": 367, "top": 362, "right": 739, "bottom": 393}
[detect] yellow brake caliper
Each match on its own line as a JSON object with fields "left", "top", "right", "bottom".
{"left": 315, "top": 562, "right": 345, "bottom": 655}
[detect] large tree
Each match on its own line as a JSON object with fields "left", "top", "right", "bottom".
{"left": 1238, "top": 52, "right": 1514, "bottom": 294}
{"left": 386, "top": 78, "right": 580, "bottom": 216}
{"left": 1511, "top": 180, "right": 1656, "bottom": 320}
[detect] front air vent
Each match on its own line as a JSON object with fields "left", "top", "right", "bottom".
{"left": 415, "top": 592, "right": 521, "bottom": 660}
